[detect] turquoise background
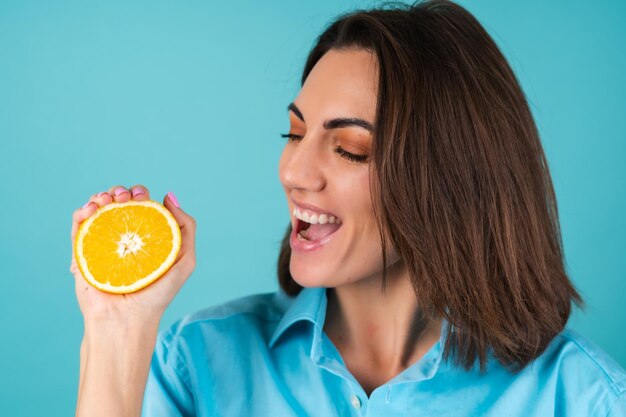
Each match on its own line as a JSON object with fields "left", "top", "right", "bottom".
{"left": 0, "top": 0, "right": 624, "bottom": 415}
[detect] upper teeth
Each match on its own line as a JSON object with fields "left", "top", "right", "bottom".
{"left": 293, "top": 207, "right": 341, "bottom": 225}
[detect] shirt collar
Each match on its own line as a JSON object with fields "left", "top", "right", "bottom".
{"left": 268, "top": 286, "right": 327, "bottom": 349}
{"left": 268, "top": 285, "right": 449, "bottom": 384}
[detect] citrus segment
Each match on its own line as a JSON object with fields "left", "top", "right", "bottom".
{"left": 75, "top": 200, "right": 182, "bottom": 294}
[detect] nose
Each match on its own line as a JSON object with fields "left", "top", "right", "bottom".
{"left": 279, "top": 133, "right": 326, "bottom": 193}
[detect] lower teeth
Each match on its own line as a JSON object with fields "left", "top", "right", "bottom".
{"left": 297, "top": 230, "right": 311, "bottom": 241}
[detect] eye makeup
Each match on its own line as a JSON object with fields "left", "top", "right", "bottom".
{"left": 280, "top": 133, "right": 369, "bottom": 163}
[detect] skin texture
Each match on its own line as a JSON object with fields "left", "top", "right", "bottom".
{"left": 279, "top": 48, "right": 389, "bottom": 288}
{"left": 71, "top": 185, "right": 197, "bottom": 416}
{"left": 71, "top": 48, "right": 440, "bottom": 415}
{"left": 70, "top": 186, "right": 196, "bottom": 322}
{"left": 279, "top": 48, "right": 441, "bottom": 396}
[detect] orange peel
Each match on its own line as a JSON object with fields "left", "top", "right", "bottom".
{"left": 74, "top": 200, "right": 181, "bottom": 294}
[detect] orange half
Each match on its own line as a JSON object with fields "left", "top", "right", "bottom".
{"left": 74, "top": 200, "right": 182, "bottom": 294}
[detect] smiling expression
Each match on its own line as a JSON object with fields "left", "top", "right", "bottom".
{"left": 278, "top": 48, "right": 401, "bottom": 288}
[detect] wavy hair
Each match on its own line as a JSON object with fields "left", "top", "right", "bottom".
{"left": 277, "top": 0, "right": 583, "bottom": 371}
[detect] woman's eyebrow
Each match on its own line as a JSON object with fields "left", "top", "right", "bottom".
{"left": 287, "top": 102, "right": 374, "bottom": 133}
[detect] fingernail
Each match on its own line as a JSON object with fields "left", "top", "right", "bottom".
{"left": 114, "top": 187, "right": 127, "bottom": 196}
{"left": 82, "top": 202, "right": 94, "bottom": 209}
{"left": 131, "top": 187, "right": 145, "bottom": 197}
{"left": 167, "top": 191, "right": 180, "bottom": 208}
{"left": 97, "top": 192, "right": 109, "bottom": 198}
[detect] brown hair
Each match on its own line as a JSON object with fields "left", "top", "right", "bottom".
{"left": 277, "top": 0, "right": 583, "bottom": 371}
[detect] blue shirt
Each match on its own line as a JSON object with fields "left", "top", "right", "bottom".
{"left": 142, "top": 286, "right": 626, "bottom": 416}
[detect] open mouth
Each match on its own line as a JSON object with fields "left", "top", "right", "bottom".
{"left": 295, "top": 218, "right": 342, "bottom": 242}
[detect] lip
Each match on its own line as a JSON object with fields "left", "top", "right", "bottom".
{"left": 291, "top": 198, "right": 340, "bottom": 220}
{"left": 290, "top": 221, "right": 342, "bottom": 252}
{"left": 289, "top": 198, "right": 342, "bottom": 253}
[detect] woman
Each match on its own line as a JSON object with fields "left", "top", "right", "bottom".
{"left": 71, "top": 1, "right": 626, "bottom": 416}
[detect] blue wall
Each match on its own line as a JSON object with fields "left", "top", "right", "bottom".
{"left": 0, "top": 1, "right": 623, "bottom": 415}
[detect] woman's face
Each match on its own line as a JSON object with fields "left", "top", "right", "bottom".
{"left": 279, "top": 48, "right": 400, "bottom": 288}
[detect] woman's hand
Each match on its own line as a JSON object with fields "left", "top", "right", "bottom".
{"left": 71, "top": 185, "right": 196, "bottom": 417}
{"left": 70, "top": 185, "right": 197, "bottom": 325}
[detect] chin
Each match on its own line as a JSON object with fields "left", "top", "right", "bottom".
{"left": 289, "top": 260, "right": 337, "bottom": 288}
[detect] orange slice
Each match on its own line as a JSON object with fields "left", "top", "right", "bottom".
{"left": 74, "top": 200, "right": 182, "bottom": 294}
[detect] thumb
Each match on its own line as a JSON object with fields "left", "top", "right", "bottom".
{"left": 163, "top": 192, "right": 196, "bottom": 242}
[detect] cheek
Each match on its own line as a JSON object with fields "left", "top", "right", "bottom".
{"left": 354, "top": 168, "right": 374, "bottom": 223}
{"left": 343, "top": 170, "right": 380, "bottom": 246}
{"left": 354, "top": 169, "right": 399, "bottom": 260}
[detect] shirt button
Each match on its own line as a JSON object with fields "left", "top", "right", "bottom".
{"left": 350, "top": 394, "right": 361, "bottom": 410}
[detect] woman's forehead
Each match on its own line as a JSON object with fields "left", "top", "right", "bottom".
{"left": 295, "top": 49, "right": 378, "bottom": 124}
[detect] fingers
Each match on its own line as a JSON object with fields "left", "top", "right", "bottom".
{"left": 108, "top": 185, "right": 131, "bottom": 203}
{"left": 163, "top": 191, "right": 196, "bottom": 250}
{"left": 71, "top": 201, "right": 99, "bottom": 246}
{"left": 87, "top": 191, "right": 113, "bottom": 208}
{"left": 104, "top": 185, "right": 151, "bottom": 203}
{"left": 71, "top": 185, "right": 152, "bottom": 248}
{"left": 163, "top": 192, "right": 194, "bottom": 229}
{"left": 129, "top": 184, "right": 150, "bottom": 201}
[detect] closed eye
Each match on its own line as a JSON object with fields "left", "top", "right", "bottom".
{"left": 280, "top": 133, "right": 303, "bottom": 141}
{"left": 279, "top": 133, "right": 368, "bottom": 163}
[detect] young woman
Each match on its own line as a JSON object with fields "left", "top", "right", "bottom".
{"left": 71, "top": 1, "right": 626, "bottom": 416}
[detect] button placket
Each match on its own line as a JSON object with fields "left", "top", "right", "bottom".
{"left": 350, "top": 394, "right": 362, "bottom": 410}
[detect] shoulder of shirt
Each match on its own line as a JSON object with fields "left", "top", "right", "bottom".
{"left": 549, "top": 328, "right": 626, "bottom": 397}
{"left": 157, "top": 289, "right": 294, "bottom": 350}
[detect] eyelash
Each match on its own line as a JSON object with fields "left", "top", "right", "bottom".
{"left": 280, "top": 133, "right": 368, "bottom": 163}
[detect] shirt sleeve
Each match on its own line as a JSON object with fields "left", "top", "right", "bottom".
{"left": 141, "top": 331, "right": 195, "bottom": 417}
{"left": 607, "top": 392, "right": 626, "bottom": 417}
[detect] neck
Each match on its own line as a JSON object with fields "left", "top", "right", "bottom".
{"left": 323, "top": 266, "right": 442, "bottom": 386}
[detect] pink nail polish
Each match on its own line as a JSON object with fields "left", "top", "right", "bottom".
{"left": 167, "top": 191, "right": 180, "bottom": 208}
{"left": 131, "top": 188, "right": 145, "bottom": 197}
{"left": 97, "top": 192, "right": 109, "bottom": 197}
{"left": 114, "top": 187, "right": 127, "bottom": 196}
{"left": 82, "top": 202, "right": 93, "bottom": 209}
